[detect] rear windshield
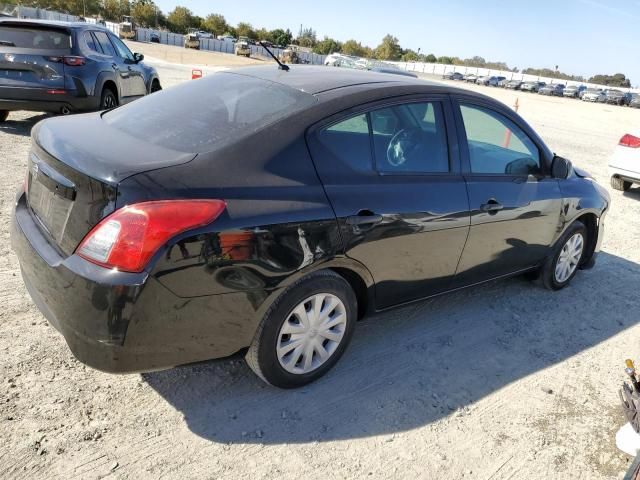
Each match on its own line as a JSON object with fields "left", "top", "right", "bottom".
{"left": 103, "top": 72, "right": 317, "bottom": 153}
{"left": 0, "top": 25, "right": 70, "bottom": 50}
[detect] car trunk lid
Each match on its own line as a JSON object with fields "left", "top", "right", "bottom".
{"left": 27, "top": 115, "right": 196, "bottom": 256}
{"left": 0, "top": 24, "right": 70, "bottom": 89}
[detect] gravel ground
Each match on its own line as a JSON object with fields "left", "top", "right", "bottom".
{"left": 1, "top": 49, "right": 640, "bottom": 479}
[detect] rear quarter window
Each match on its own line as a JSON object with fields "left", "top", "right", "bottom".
{"left": 103, "top": 72, "right": 317, "bottom": 154}
{"left": 0, "top": 26, "right": 70, "bottom": 50}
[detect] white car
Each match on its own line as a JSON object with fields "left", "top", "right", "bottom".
{"left": 609, "top": 132, "right": 640, "bottom": 191}
{"left": 582, "top": 88, "right": 606, "bottom": 103}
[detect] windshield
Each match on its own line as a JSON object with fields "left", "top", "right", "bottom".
{"left": 0, "top": 25, "right": 71, "bottom": 50}
{"left": 103, "top": 72, "right": 317, "bottom": 154}
{"left": 585, "top": 89, "right": 601, "bottom": 93}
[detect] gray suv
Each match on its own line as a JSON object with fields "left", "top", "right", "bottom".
{"left": 0, "top": 18, "right": 161, "bottom": 121}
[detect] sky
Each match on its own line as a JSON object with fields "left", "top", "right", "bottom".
{"left": 154, "top": 0, "right": 640, "bottom": 84}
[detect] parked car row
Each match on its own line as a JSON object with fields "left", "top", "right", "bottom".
{"left": 442, "top": 71, "right": 637, "bottom": 106}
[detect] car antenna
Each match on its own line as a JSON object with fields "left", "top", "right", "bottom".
{"left": 259, "top": 41, "right": 289, "bottom": 71}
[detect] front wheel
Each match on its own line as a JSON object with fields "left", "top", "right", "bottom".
{"left": 245, "top": 270, "right": 357, "bottom": 388}
{"left": 150, "top": 79, "right": 162, "bottom": 93}
{"left": 0, "top": 110, "right": 8, "bottom": 122}
{"left": 541, "top": 221, "right": 587, "bottom": 290}
{"left": 611, "top": 176, "right": 632, "bottom": 191}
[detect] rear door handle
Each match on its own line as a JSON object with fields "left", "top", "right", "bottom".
{"left": 346, "top": 213, "right": 383, "bottom": 226}
{"left": 480, "top": 199, "right": 504, "bottom": 212}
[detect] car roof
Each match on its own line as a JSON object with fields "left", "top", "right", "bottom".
{"left": 231, "top": 65, "right": 442, "bottom": 94}
{"left": 0, "top": 17, "right": 106, "bottom": 31}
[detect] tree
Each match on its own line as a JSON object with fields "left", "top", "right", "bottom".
{"left": 341, "top": 39, "right": 368, "bottom": 57}
{"left": 401, "top": 48, "right": 419, "bottom": 62}
{"left": 102, "top": 0, "right": 122, "bottom": 21}
{"left": 167, "top": 6, "right": 193, "bottom": 34}
{"left": 236, "top": 22, "right": 254, "bottom": 39}
{"left": 203, "top": 13, "right": 228, "bottom": 36}
{"left": 588, "top": 73, "right": 631, "bottom": 87}
{"left": 313, "top": 36, "right": 341, "bottom": 55}
{"left": 297, "top": 27, "right": 316, "bottom": 47}
{"left": 270, "top": 28, "right": 292, "bottom": 46}
{"left": 374, "top": 34, "right": 401, "bottom": 61}
{"left": 254, "top": 27, "right": 270, "bottom": 42}
{"left": 424, "top": 53, "right": 437, "bottom": 63}
{"left": 130, "top": 0, "right": 159, "bottom": 27}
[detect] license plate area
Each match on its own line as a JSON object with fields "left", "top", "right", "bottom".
{"left": 28, "top": 157, "right": 76, "bottom": 244}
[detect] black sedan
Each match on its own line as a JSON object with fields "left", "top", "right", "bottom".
{"left": 11, "top": 66, "right": 609, "bottom": 388}
{"left": 0, "top": 18, "right": 161, "bottom": 121}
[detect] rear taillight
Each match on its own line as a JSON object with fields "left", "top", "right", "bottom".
{"left": 63, "top": 56, "right": 86, "bottom": 66}
{"left": 619, "top": 134, "right": 640, "bottom": 148}
{"left": 76, "top": 200, "right": 226, "bottom": 273}
{"left": 45, "top": 55, "right": 86, "bottom": 66}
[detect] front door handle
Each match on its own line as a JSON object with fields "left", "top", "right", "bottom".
{"left": 346, "top": 213, "right": 383, "bottom": 226}
{"left": 111, "top": 63, "right": 119, "bottom": 70}
{"left": 480, "top": 199, "right": 504, "bottom": 213}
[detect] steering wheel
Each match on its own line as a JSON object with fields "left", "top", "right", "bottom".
{"left": 386, "top": 128, "right": 423, "bottom": 167}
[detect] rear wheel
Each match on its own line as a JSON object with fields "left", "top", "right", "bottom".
{"left": 541, "top": 221, "right": 587, "bottom": 290}
{"left": 0, "top": 110, "right": 8, "bottom": 122}
{"left": 246, "top": 270, "right": 357, "bottom": 388}
{"left": 611, "top": 176, "right": 632, "bottom": 191}
{"left": 99, "top": 88, "right": 118, "bottom": 110}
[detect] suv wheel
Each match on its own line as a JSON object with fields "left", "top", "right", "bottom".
{"left": 611, "top": 176, "right": 632, "bottom": 191}
{"left": 150, "top": 79, "right": 162, "bottom": 93}
{"left": 0, "top": 110, "right": 8, "bottom": 122}
{"left": 246, "top": 270, "right": 357, "bottom": 388}
{"left": 100, "top": 88, "right": 118, "bottom": 110}
{"left": 540, "top": 220, "right": 587, "bottom": 290}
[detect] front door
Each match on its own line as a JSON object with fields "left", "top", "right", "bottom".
{"left": 451, "top": 100, "right": 563, "bottom": 287}
{"left": 308, "top": 97, "right": 470, "bottom": 308}
{"left": 109, "top": 34, "right": 147, "bottom": 98}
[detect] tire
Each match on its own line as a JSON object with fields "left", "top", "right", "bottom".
{"left": 245, "top": 270, "right": 357, "bottom": 388}
{"left": 611, "top": 176, "right": 632, "bottom": 191}
{"left": 540, "top": 221, "right": 587, "bottom": 290}
{"left": 0, "top": 110, "right": 8, "bottom": 122}
{"left": 150, "top": 79, "right": 162, "bottom": 93}
{"left": 99, "top": 88, "right": 118, "bottom": 110}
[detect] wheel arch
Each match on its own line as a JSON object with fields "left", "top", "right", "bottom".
{"left": 94, "top": 72, "right": 120, "bottom": 103}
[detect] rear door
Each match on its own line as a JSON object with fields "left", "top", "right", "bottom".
{"left": 308, "top": 96, "right": 470, "bottom": 309}
{"left": 108, "top": 33, "right": 146, "bottom": 97}
{"left": 92, "top": 30, "right": 128, "bottom": 98}
{"left": 0, "top": 23, "right": 69, "bottom": 90}
{"left": 451, "top": 99, "right": 563, "bottom": 286}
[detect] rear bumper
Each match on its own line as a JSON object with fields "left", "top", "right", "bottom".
{"left": 0, "top": 86, "right": 97, "bottom": 113}
{"left": 11, "top": 193, "right": 264, "bottom": 373}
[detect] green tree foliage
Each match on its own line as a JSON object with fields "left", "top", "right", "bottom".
{"left": 313, "top": 36, "right": 342, "bottom": 55}
{"left": 588, "top": 73, "right": 631, "bottom": 87}
{"left": 424, "top": 53, "right": 437, "bottom": 63}
{"left": 166, "top": 5, "right": 193, "bottom": 34}
{"left": 296, "top": 27, "right": 317, "bottom": 48}
{"left": 202, "top": 13, "right": 227, "bottom": 36}
{"left": 375, "top": 34, "right": 401, "bottom": 60}
{"left": 130, "top": 0, "right": 159, "bottom": 27}
{"left": 401, "top": 48, "right": 419, "bottom": 62}
{"left": 270, "top": 28, "right": 292, "bottom": 46}
{"left": 341, "top": 39, "right": 368, "bottom": 57}
{"left": 236, "top": 22, "right": 254, "bottom": 39}
{"left": 523, "top": 67, "right": 584, "bottom": 81}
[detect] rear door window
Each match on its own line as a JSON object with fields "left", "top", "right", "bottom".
{"left": 318, "top": 114, "right": 373, "bottom": 173}
{"left": 84, "top": 31, "right": 103, "bottom": 53}
{"left": 93, "top": 31, "right": 116, "bottom": 57}
{"left": 370, "top": 102, "right": 449, "bottom": 173}
{"left": 0, "top": 26, "right": 70, "bottom": 50}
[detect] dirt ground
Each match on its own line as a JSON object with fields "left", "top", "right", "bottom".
{"left": 1, "top": 44, "right": 640, "bottom": 479}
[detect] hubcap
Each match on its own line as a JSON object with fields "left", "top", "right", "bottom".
{"left": 276, "top": 293, "right": 347, "bottom": 375}
{"left": 104, "top": 94, "right": 116, "bottom": 109}
{"left": 554, "top": 233, "right": 584, "bottom": 283}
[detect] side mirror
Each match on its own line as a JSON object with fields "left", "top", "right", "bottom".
{"left": 133, "top": 53, "right": 144, "bottom": 63}
{"left": 551, "top": 155, "right": 572, "bottom": 179}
